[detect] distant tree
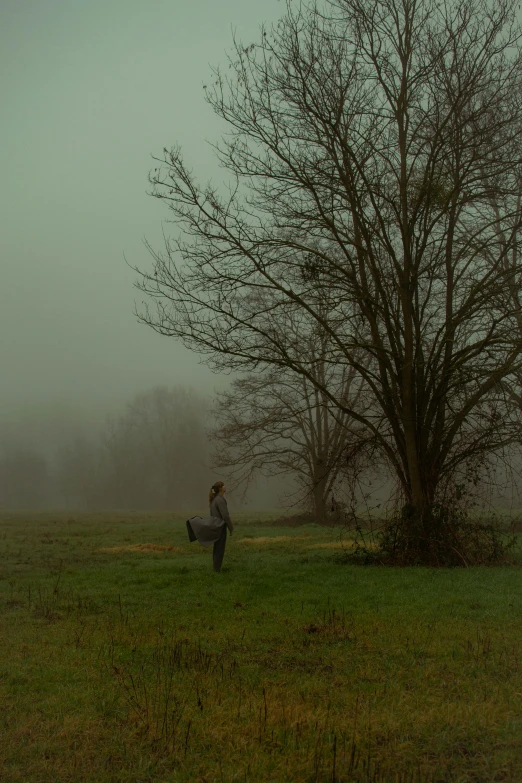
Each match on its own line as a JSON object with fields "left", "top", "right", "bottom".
{"left": 53, "top": 387, "right": 212, "bottom": 511}
{"left": 55, "top": 436, "right": 103, "bottom": 510}
{"left": 101, "top": 386, "right": 211, "bottom": 510}
{"left": 0, "top": 449, "right": 50, "bottom": 510}
{"left": 136, "top": 0, "right": 522, "bottom": 563}
{"left": 211, "top": 320, "right": 370, "bottom": 520}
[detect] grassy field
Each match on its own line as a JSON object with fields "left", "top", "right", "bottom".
{"left": 0, "top": 511, "right": 521, "bottom": 782}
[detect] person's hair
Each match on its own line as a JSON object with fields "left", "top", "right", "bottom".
{"left": 209, "top": 481, "right": 225, "bottom": 505}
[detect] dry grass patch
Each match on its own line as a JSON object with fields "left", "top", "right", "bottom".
{"left": 306, "top": 540, "right": 380, "bottom": 550}
{"left": 238, "top": 536, "right": 309, "bottom": 545}
{"left": 98, "top": 543, "right": 183, "bottom": 554}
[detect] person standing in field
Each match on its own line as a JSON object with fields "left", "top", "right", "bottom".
{"left": 186, "top": 480, "right": 234, "bottom": 572}
{"left": 209, "top": 481, "right": 233, "bottom": 572}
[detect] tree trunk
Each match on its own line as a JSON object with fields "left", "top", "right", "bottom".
{"left": 312, "top": 471, "right": 329, "bottom": 523}
{"left": 396, "top": 457, "right": 449, "bottom": 565}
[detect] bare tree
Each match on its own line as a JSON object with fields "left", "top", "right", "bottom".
{"left": 101, "top": 386, "right": 211, "bottom": 510}
{"left": 55, "top": 436, "right": 103, "bottom": 510}
{"left": 53, "top": 387, "right": 211, "bottom": 511}
{"left": 0, "top": 448, "right": 50, "bottom": 510}
{"left": 136, "top": 0, "right": 522, "bottom": 562}
{"left": 211, "top": 320, "right": 369, "bottom": 520}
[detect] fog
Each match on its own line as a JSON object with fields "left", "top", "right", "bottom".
{"left": 0, "top": 0, "right": 287, "bottom": 512}
{"left": 3, "top": 2, "right": 519, "bottom": 516}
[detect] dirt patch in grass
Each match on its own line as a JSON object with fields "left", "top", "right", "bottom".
{"left": 98, "top": 543, "right": 183, "bottom": 554}
{"left": 267, "top": 513, "right": 316, "bottom": 526}
{"left": 238, "top": 536, "right": 308, "bottom": 545}
{"left": 306, "top": 541, "right": 350, "bottom": 549}
{"left": 306, "top": 540, "right": 380, "bottom": 550}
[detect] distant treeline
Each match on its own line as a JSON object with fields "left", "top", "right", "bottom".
{"left": 0, "top": 387, "right": 212, "bottom": 511}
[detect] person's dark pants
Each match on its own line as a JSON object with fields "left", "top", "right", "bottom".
{"left": 213, "top": 526, "right": 227, "bottom": 572}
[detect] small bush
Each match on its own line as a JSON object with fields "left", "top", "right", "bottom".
{"left": 362, "top": 504, "right": 518, "bottom": 567}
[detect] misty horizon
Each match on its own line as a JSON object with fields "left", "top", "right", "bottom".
{"left": 1, "top": 1, "right": 288, "bottom": 510}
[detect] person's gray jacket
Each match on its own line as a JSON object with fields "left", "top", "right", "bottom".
{"left": 186, "top": 495, "right": 233, "bottom": 547}
{"left": 210, "top": 495, "right": 233, "bottom": 532}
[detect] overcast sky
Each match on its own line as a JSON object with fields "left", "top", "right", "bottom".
{"left": 0, "top": 0, "right": 284, "bottom": 420}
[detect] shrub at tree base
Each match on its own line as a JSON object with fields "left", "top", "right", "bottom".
{"left": 373, "top": 505, "right": 517, "bottom": 567}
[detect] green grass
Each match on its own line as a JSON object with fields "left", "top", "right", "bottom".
{"left": 1, "top": 512, "right": 521, "bottom": 782}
